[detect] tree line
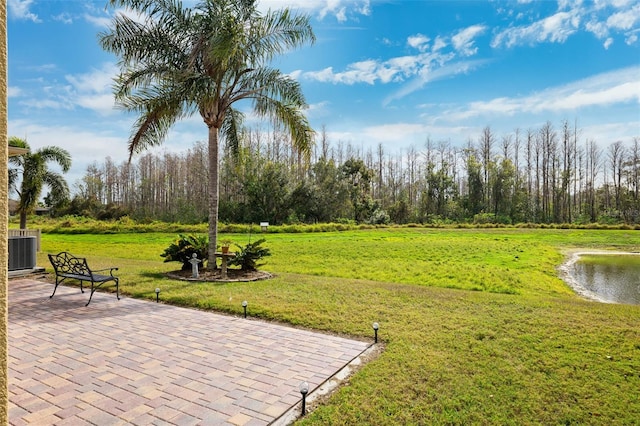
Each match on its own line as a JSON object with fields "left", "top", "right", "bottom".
{"left": 60, "top": 120, "right": 640, "bottom": 225}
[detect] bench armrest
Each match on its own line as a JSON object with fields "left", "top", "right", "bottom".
{"left": 92, "top": 267, "right": 119, "bottom": 276}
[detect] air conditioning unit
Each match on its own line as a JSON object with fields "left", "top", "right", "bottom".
{"left": 8, "top": 236, "right": 37, "bottom": 271}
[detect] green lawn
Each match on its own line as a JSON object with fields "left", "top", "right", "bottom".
{"left": 36, "top": 228, "right": 640, "bottom": 425}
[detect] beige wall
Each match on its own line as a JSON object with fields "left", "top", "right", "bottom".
{"left": 0, "top": 0, "right": 8, "bottom": 423}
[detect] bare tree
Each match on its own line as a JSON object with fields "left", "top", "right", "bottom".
{"left": 479, "top": 126, "right": 495, "bottom": 207}
{"left": 608, "top": 141, "right": 625, "bottom": 213}
{"left": 585, "top": 139, "right": 602, "bottom": 222}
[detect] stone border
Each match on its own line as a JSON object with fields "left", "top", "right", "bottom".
{"left": 165, "top": 270, "right": 273, "bottom": 283}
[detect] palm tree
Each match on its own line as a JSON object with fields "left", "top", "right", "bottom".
{"left": 100, "top": 0, "right": 315, "bottom": 269}
{"left": 8, "top": 137, "right": 72, "bottom": 229}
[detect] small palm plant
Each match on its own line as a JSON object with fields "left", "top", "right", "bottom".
{"left": 161, "top": 234, "right": 208, "bottom": 270}
{"left": 8, "top": 136, "right": 71, "bottom": 229}
{"left": 229, "top": 239, "right": 271, "bottom": 271}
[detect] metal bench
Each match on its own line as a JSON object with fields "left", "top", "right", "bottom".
{"left": 48, "top": 251, "right": 120, "bottom": 306}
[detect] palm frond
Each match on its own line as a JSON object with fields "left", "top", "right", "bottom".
{"left": 247, "top": 8, "right": 315, "bottom": 64}
{"left": 127, "top": 101, "right": 183, "bottom": 160}
{"left": 253, "top": 95, "right": 315, "bottom": 158}
{"left": 221, "top": 107, "right": 245, "bottom": 159}
{"left": 36, "top": 146, "right": 72, "bottom": 173}
{"left": 8, "top": 169, "right": 20, "bottom": 193}
{"left": 42, "top": 171, "right": 70, "bottom": 200}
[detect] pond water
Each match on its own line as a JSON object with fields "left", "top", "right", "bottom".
{"left": 562, "top": 253, "right": 640, "bottom": 305}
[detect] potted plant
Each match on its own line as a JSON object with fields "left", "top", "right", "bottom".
{"left": 220, "top": 239, "right": 233, "bottom": 254}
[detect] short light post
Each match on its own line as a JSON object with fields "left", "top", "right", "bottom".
{"left": 242, "top": 300, "right": 248, "bottom": 318}
{"left": 155, "top": 288, "right": 160, "bottom": 303}
{"left": 299, "top": 381, "right": 309, "bottom": 416}
{"left": 372, "top": 322, "right": 379, "bottom": 343}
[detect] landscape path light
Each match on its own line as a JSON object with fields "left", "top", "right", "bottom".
{"left": 372, "top": 322, "right": 379, "bottom": 343}
{"left": 155, "top": 288, "right": 160, "bottom": 303}
{"left": 242, "top": 300, "right": 248, "bottom": 318}
{"left": 299, "top": 381, "right": 309, "bottom": 416}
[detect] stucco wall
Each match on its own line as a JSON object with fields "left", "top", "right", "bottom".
{"left": 1, "top": 1, "right": 9, "bottom": 423}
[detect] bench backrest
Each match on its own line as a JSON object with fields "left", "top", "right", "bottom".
{"left": 48, "top": 252, "right": 91, "bottom": 276}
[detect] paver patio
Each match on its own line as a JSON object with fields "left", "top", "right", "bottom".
{"left": 8, "top": 279, "right": 371, "bottom": 425}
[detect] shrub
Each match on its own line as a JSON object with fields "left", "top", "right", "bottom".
{"left": 229, "top": 238, "right": 271, "bottom": 271}
{"left": 161, "top": 234, "right": 208, "bottom": 270}
{"left": 367, "top": 208, "right": 390, "bottom": 225}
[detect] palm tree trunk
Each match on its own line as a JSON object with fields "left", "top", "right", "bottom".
{"left": 19, "top": 211, "right": 27, "bottom": 229}
{"left": 207, "top": 125, "right": 220, "bottom": 270}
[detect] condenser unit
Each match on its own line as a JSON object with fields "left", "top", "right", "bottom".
{"left": 8, "top": 236, "right": 37, "bottom": 271}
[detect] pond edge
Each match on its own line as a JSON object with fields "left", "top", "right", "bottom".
{"left": 558, "top": 249, "right": 640, "bottom": 304}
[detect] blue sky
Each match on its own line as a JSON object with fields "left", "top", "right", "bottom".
{"left": 7, "top": 0, "right": 640, "bottom": 187}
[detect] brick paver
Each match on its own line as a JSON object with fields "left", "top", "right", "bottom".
{"left": 8, "top": 279, "right": 371, "bottom": 425}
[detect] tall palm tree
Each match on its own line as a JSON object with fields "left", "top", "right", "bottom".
{"left": 8, "top": 137, "right": 72, "bottom": 229}
{"left": 100, "top": 0, "right": 315, "bottom": 269}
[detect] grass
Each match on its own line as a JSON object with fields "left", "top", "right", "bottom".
{"left": 35, "top": 228, "right": 640, "bottom": 425}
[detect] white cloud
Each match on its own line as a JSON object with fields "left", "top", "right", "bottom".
{"left": 306, "top": 101, "right": 331, "bottom": 118}
{"left": 407, "top": 34, "right": 430, "bottom": 52}
{"left": 84, "top": 13, "right": 112, "bottom": 28}
{"left": 288, "top": 69, "right": 303, "bottom": 80}
{"left": 362, "top": 123, "right": 427, "bottom": 144}
{"left": 303, "top": 36, "right": 472, "bottom": 89}
{"left": 75, "top": 94, "right": 116, "bottom": 115}
{"left": 303, "top": 21, "right": 492, "bottom": 104}
{"left": 8, "top": 0, "right": 40, "bottom": 22}
{"left": 258, "top": 0, "right": 370, "bottom": 22}
{"left": 581, "top": 120, "right": 640, "bottom": 145}
{"left": 543, "top": 81, "right": 639, "bottom": 111}
{"left": 383, "top": 59, "right": 485, "bottom": 106}
{"left": 356, "top": 2, "right": 371, "bottom": 16}
{"left": 432, "top": 36, "right": 447, "bottom": 51}
{"left": 302, "top": 14, "right": 496, "bottom": 106}
{"left": 606, "top": 3, "right": 640, "bottom": 30}
{"left": 305, "top": 66, "right": 338, "bottom": 83}
{"left": 499, "top": 1, "right": 640, "bottom": 48}
{"left": 451, "top": 25, "right": 486, "bottom": 56}
{"left": 337, "top": 60, "right": 378, "bottom": 84}
{"left": 327, "top": 122, "right": 478, "bottom": 152}
{"left": 25, "top": 64, "right": 57, "bottom": 73}
{"left": 19, "top": 98, "right": 72, "bottom": 110}
{"left": 584, "top": 2, "right": 640, "bottom": 44}
{"left": 440, "top": 66, "right": 640, "bottom": 121}
{"left": 7, "top": 120, "right": 130, "bottom": 185}
{"left": 305, "top": 60, "right": 382, "bottom": 85}
{"left": 65, "top": 63, "right": 117, "bottom": 95}
{"left": 14, "top": 63, "right": 118, "bottom": 116}
{"left": 64, "top": 63, "right": 119, "bottom": 115}
{"left": 492, "top": 10, "right": 580, "bottom": 48}
{"left": 586, "top": 19, "right": 608, "bottom": 38}
{"left": 86, "top": 5, "right": 148, "bottom": 29}
{"left": 53, "top": 13, "right": 73, "bottom": 24}
{"left": 387, "top": 56, "right": 419, "bottom": 75}
{"left": 8, "top": 87, "right": 22, "bottom": 98}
